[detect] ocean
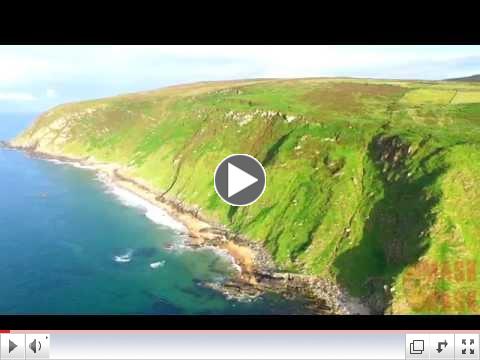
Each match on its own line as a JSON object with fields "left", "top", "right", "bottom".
{"left": 0, "top": 113, "right": 311, "bottom": 314}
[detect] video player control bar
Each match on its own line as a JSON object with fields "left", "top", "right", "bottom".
{"left": 0, "top": 334, "right": 50, "bottom": 359}
{"left": 2, "top": 331, "right": 479, "bottom": 360}
{"left": 406, "top": 334, "right": 479, "bottom": 359}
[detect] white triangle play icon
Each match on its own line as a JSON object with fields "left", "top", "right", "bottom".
{"left": 228, "top": 162, "right": 258, "bottom": 198}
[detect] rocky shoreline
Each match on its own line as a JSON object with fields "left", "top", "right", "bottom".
{"left": 7, "top": 143, "right": 370, "bottom": 315}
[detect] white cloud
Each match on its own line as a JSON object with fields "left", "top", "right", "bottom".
{"left": 0, "top": 56, "right": 54, "bottom": 85}
{"left": 108, "top": 45, "right": 480, "bottom": 79}
{"left": 0, "top": 92, "right": 36, "bottom": 101}
{"left": 2, "top": 45, "right": 479, "bottom": 87}
{"left": 46, "top": 88, "right": 57, "bottom": 98}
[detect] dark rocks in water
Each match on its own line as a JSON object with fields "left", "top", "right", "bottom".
{"left": 186, "top": 242, "right": 202, "bottom": 249}
{"left": 199, "top": 269, "right": 347, "bottom": 315}
{"left": 202, "top": 281, "right": 263, "bottom": 300}
{"left": 163, "top": 243, "right": 175, "bottom": 251}
{"left": 179, "top": 284, "right": 225, "bottom": 301}
{"left": 191, "top": 277, "right": 204, "bottom": 285}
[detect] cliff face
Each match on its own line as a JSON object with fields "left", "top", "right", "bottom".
{"left": 13, "top": 78, "right": 480, "bottom": 313}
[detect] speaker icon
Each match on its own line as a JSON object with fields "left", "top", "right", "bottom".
{"left": 29, "top": 338, "right": 42, "bottom": 354}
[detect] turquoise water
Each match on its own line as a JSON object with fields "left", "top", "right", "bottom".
{"left": 0, "top": 113, "right": 311, "bottom": 314}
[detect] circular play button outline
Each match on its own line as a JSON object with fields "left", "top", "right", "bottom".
{"left": 214, "top": 153, "right": 266, "bottom": 206}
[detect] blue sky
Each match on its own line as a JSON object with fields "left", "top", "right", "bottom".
{"left": 1, "top": 45, "right": 479, "bottom": 113}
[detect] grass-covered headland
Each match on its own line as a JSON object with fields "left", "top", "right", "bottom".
{"left": 12, "top": 78, "right": 480, "bottom": 314}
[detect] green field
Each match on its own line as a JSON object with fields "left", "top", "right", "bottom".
{"left": 13, "top": 78, "right": 480, "bottom": 314}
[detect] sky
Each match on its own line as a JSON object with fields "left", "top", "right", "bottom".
{"left": 0, "top": 45, "right": 479, "bottom": 113}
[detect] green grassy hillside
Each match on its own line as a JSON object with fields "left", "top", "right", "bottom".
{"left": 13, "top": 78, "right": 480, "bottom": 314}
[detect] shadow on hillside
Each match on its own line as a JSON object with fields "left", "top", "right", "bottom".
{"left": 262, "top": 131, "right": 293, "bottom": 167}
{"left": 333, "top": 137, "right": 447, "bottom": 314}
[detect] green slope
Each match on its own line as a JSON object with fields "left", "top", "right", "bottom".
{"left": 13, "top": 78, "right": 480, "bottom": 314}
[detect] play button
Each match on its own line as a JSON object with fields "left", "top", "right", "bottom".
{"left": 214, "top": 154, "right": 266, "bottom": 206}
{"left": 9, "top": 340, "right": 17, "bottom": 353}
{"left": 227, "top": 163, "right": 258, "bottom": 197}
{"left": 1, "top": 334, "right": 25, "bottom": 359}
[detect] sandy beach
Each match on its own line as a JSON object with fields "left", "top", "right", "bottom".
{"left": 112, "top": 171, "right": 258, "bottom": 276}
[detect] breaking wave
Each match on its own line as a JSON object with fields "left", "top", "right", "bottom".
{"left": 114, "top": 249, "right": 133, "bottom": 263}
{"left": 99, "top": 176, "right": 187, "bottom": 234}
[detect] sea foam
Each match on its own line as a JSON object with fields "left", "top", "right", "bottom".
{"left": 100, "top": 177, "right": 187, "bottom": 234}
{"left": 42, "top": 156, "right": 187, "bottom": 234}
{"left": 44, "top": 158, "right": 97, "bottom": 170}
{"left": 114, "top": 249, "right": 133, "bottom": 263}
{"left": 150, "top": 260, "right": 166, "bottom": 269}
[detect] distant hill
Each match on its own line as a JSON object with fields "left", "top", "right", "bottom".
{"left": 446, "top": 74, "right": 480, "bottom": 82}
